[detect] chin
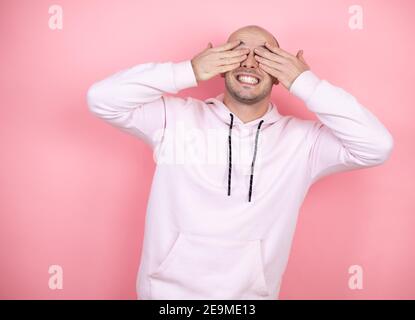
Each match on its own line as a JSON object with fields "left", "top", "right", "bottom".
{"left": 231, "top": 91, "right": 267, "bottom": 105}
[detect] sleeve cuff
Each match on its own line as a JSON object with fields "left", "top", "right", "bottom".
{"left": 172, "top": 60, "right": 198, "bottom": 91}
{"left": 289, "top": 70, "right": 321, "bottom": 102}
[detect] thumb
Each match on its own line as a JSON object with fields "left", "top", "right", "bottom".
{"left": 297, "top": 49, "right": 306, "bottom": 62}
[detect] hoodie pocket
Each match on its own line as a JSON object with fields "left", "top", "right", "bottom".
{"left": 149, "top": 232, "right": 270, "bottom": 299}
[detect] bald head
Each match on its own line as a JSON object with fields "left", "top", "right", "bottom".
{"left": 227, "top": 25, "right": 279, "bottom": 48}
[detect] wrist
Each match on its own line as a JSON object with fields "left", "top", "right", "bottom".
{"left": 172, "top": 60, "right": 199, "bottom": 90}
{"left": 190, "top": 59, "right": 200, "bottom": 83}
{"left": 289, "top": 70, "right": 320, "bottom": 102}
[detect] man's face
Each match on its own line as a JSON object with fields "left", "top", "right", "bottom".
{"left": 222, "top": 29, "right": 279, "bottom": 105}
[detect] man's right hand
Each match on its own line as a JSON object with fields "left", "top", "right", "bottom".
{"left": 191, "top": 40, "right": 250, "bottom": 83}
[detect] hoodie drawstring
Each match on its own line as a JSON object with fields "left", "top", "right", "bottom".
{"left": 248, "top": 119, "right": 264, "bottom": 202}
{"left": 227, "top": 113, "right": 234, "bottom": 196}
{"left": 227, "top": 113, "right": 264, "bottom": 202}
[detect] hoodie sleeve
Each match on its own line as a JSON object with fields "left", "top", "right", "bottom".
{"left": 289, "top": 70, "right": 394, "bottom": 184}
{"left": 86, "top": 60, "right": 198, "bottom": 148}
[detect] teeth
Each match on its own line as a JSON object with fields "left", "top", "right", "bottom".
{"left": 237, "top": 75, "right": 259, "bottom": 85}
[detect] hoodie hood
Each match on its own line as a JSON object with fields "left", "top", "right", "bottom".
{"left": 204, "top": 93, "right": 283, "bottom": 202}
{"left": 204, "top": 93, "right": 283, "bottom": 128}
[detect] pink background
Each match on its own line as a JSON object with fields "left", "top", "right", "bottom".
{"left": 0, "top": 0, "right": 414, "bottom": 299}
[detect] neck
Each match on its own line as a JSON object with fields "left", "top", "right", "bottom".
{"left": 223, "top": 91, "right": 270, "bottom": 123}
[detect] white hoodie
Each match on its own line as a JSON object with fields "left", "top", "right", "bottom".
{"left": 87, "top": 60, "right": 393, "bottom": 299}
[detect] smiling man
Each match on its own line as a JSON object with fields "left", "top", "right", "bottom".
{"left": 87, "top": 25, "right": 393, "bottom": 300}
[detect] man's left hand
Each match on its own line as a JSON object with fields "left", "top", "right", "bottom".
{"left": 254, "top": 42, "right": 310, "bottom": 90}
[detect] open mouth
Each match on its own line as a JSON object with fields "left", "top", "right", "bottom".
{"left": 235, "top": 73, "right": 261, "bottom": 86}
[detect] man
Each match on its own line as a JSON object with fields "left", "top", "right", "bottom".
{"left": 87, "top": 25, "right": 393, "bottom": 300}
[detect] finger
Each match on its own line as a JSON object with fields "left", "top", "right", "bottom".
{"left": 217, "top": 62, "right": 241, "bottom": 73}
{"left": 254, "top": 55, "right": 284, "bottom": 71}
{"left": 219, "top": 48, "right": 250, "bottom": 58}
{"left": 258, "top": 63, "right": 283, "bottom": 78}
{"left": 297, "top": 50, "right": 307, "bottom": 64}
{"left": 218, "top": 54, "right": 248, "bottom": 66}
{"left": 254, "top": 47, "right": 287, "bottom": 64}
{"left": 264, "top": 42, "right": 294, "bottom": 59}
{"left": 211, "top": 40, "right": 242, "bottom": 52}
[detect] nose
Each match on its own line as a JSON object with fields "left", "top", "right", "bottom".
{"left": 241, "top": 49, "right": 259, "bottom": 69}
